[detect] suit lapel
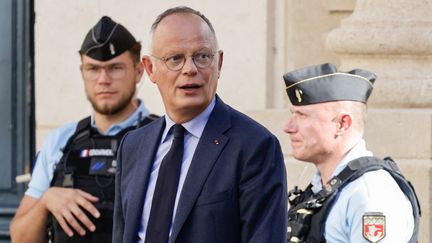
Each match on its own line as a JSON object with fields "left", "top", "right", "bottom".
{"left": 124, "top": 118, "right": 165, "bottom": 241}
{"left": 170, "top": 97, "right": 231, "bottom": 242}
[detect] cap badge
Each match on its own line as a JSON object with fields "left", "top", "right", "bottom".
{"left": 109, "top": 43, "right": 116, "bottom": 55}
{"left": 363, "top": 212, "right": 386, "bottom": 243}
{"left": 295, "top": 88, "right": 303, "bottom": 103}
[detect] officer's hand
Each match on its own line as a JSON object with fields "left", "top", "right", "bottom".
{"left": 41, "top": 187, "right": 100, "bottom": 237}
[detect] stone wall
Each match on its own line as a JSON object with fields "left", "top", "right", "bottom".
{"left": 278, "top": 0, "right": 431, "bottom": 240}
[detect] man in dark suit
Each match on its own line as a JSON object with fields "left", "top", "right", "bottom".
{"left": 113, "top": 6, "right": 288, "bottom": 243}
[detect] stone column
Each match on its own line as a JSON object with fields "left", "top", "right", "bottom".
{"left": 326, "top": 0, "right": 432, "bottom": 242}
{"left": 326, "top": 0, "right": 432, "bottom": 108}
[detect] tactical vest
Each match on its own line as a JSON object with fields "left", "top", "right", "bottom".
{"left": 49, "top": 114, "right": 158, "bottom": 243}
{"left": 287, "top": 156, "right": 421, "bottom": 243}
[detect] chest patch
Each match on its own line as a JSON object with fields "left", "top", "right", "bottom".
{"left": 80, "top": 148, "right": 114, "bottom": 157}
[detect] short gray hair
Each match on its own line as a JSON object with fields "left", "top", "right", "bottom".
{"left": 149, "top": 6, "right": 219, "bottom": 50}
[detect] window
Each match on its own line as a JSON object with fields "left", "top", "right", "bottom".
{"left": 0, "top": 0, "right": 34, "bottom": 240}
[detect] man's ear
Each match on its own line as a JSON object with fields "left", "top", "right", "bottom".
{"left": 142, "top": 55, "right": 156, "bottom": 84}
{"left": 336, "top": 114, "right": 352, "bottom": 135}
{"left": 217, "top": 50, "right": 224, "bottom": 78}
{"left": 134, "top": 62, "right": 144, "bottom": 84}
{"left": 79, "top": 64, "right": 85, "bottom": 79}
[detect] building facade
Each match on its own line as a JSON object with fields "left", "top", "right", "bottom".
{"left": 6, "top": 0, "right": 430, "bottom": 241}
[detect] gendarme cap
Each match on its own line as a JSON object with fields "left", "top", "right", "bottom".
{"left": 283, "top": 63, "right": 376, "bottom": 106}
{"left": 79, "top": 16, "right": 137, "bottom": 61}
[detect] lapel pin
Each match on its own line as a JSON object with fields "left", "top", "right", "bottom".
{"left": 213, "top": 139, "right": 220, "bottom": 145}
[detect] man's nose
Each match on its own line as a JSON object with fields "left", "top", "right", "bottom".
{"left": 96, "top": 68, "right": 111, "bottom": 84}
{"left": 283, "top": 118, "right": 296, "bottom": 134}
{"left": 181, "top": 56, "right": 198, "bottom": 75}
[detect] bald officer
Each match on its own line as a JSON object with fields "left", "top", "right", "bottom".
{"left": 10, "top": 16, "right": 157, "bottom": 243}
{"left": 283, "top": 63, "right": 420, "bottom": 243}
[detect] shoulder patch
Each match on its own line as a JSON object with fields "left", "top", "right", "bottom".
{"left": 363, "top": 212, "right": 386, "bottom": 243}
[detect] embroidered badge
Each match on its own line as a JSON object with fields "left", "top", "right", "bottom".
{"left": 295, "top": 88, "right": 303, "bottom": 103}
{"left": 109, "top": 42, "right": 116, "bottom": 55}
{"left": 363, "top": 212, "right": 386, "bottom": 243}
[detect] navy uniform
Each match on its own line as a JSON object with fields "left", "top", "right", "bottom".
{"left": 26, "top": 16, "right": 159, "bottom": 242}
{"left": 283, "top": 63, "right": 421, "bottom": 243}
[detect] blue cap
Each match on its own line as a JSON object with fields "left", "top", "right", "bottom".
{"left": 283, "top": 63, "right": 376, "bottom": 105}
{"left": 79, "top": 16, "right": 137, "bottom": 61}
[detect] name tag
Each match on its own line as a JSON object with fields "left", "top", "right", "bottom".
{"left": 81, "top": 149, "right": 114, "bottom": 157}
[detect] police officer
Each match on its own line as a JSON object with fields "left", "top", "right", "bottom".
{"left": 282, "top": 63, "right": 420, "bottom": 243}
{"left": 10, "top": 16, "right": 158, "bottom": 243}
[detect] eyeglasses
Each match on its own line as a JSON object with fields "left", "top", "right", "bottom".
{"left": 152, "top": 50, "right": 217, "bottom": 71}
{"left": 81, "top": 63, "right": 127, "bottom": 81}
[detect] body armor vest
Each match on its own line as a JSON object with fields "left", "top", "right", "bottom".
{"left": 49, "top": 114, "right": 158, "bottom": 243}
{"left": 287, "top": 156, "right": 421, "bottom": 243}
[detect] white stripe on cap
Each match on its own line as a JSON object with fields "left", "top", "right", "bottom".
{"left": 84, "top": 23, "right": 119, "bottom": 55}
{"left": 285, "top": 72, "right": 374, "bottom": 90}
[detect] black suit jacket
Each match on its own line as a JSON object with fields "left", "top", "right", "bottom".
{"left": 113, "top": 96, "right": 287, "bottom": 243}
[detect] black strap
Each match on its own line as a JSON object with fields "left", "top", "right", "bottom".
{"left": 138, "top": 113, "right": 159, "bottom": 128}
{"left": 289, "top": 156, "right": 421, "bottom": 243}
{"left": 53, "top": 113, "right": 160, "bottom": 186}
{"left": 324, "top": 157, "right": 420, "bottom": 243}
{"left": 61, "top": 113, "right": 159, "bottom": 152}
{"left": 59, "top": 116, "right": 92, "bottom": 153}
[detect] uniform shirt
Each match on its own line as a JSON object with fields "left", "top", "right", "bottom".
{"left": 311, "top": 139, "right": 414, "bottom": 242}
{"left": 137, "top": 98, "right": 215, "bottom": 243}
{"left": 26, "top": 100, "right": 150, "bottom": 199}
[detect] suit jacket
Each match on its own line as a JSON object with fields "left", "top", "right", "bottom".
{"left": 113, "top": 96, "right": 287, "bottom": 243}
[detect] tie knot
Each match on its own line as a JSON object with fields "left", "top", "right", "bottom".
{"left": 172, "top": 124, "right": 185, "bottom": 139}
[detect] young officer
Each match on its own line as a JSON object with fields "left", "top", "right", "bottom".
{"left": 10, "top": 16, "right": 158, "bottom": 243}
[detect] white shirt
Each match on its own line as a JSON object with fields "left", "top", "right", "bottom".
{"left": 312, "top": 139, "right": 414, "bottom": 242}
{"left": 137, "top": 98, "right": 216, "bottom": 242}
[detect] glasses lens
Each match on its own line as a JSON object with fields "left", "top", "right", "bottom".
{"left": 165, "top": 54, "right": 185, "bottom": 71}
{"left": 193, "top": 52, "right": 214, "bottom": 68}
{"left": 82, "top": 66, "right": 99, "bottom": 80}
{"left": 158, "top": 51, "right": 216, "bottom": 71}
{"left": 107, "top": 64, "right": 126, "bottom": 79}
{"left": 82, "top": 64, "right": 126, "bottom": 80}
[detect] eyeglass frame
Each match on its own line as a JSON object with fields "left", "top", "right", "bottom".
{"left": 80, "top": 62, "right": 136, "bottom": 81}
{"left": 151, "top": 49, "right": 220, "bottom": 71}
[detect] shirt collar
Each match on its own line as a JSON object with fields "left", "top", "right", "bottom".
{"left": 90, "top": 99, "right": 150, "bottom": 135}
{"left": 332, "top": 139, "right": 373, "bottom": 177}
{"left": 311, "top": 139, "right": 373, "bottom": 193}
{"left": 161, "top": 98, "right": 216, "bottom": 142}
